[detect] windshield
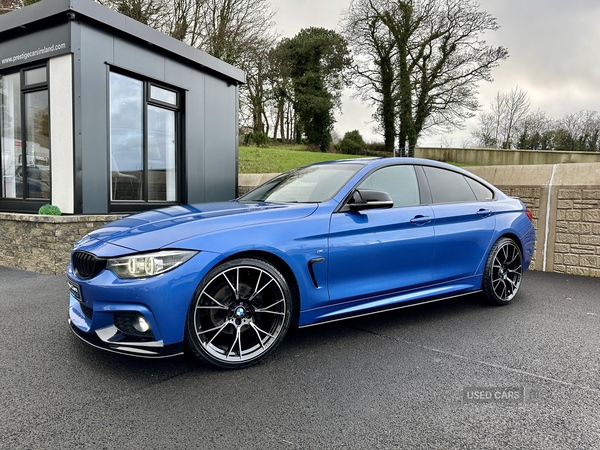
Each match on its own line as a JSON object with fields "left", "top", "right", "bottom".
{"left": 240, "top": 163, "right": 363, "bottom": 203}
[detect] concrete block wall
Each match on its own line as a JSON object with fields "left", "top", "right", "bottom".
{"left": 467, "top": 163, "right": 600, "bottom": 277}
{"left": 416, "top": 147, "right": 600, "bottom": 166}
{"left": 552, "top": 189, "right": 600, "bottom": 276}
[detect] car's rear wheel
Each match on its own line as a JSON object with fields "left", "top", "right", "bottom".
{"left": 482, "top": 237, "right": 523, "bottom": 305}
{"left": 186, "top": 258, "right": 292, "bottom": 369}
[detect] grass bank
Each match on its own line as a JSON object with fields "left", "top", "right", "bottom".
{"left": 239, "top": 145, "right": 364, "bottom": 173}
{"left": 238, "top": 144, "right": 469, "bottom": 174}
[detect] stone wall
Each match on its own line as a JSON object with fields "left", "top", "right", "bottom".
{"left": 0, "top": 213, "right": 121, "bottom": 275}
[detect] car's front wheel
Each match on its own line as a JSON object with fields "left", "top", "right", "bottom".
{"left": 186, "top": 258, "right": 292, "bottom": 369}
{"left": 482, "top": 237, "right": 523, "bottom": 305}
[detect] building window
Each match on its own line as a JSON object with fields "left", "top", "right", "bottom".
{"left": 1, "top": 65, "right": 50, "bottom": 203}
{"left": 109, "top": 72, "right": 180, "bottom": 206}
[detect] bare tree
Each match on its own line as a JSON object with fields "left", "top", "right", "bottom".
{"left": 191, "top": 0, "right": 276, "bottom": 68}
{"left": 267, "top": 43, "right": 294, "bottom": 142}
{"left": 501, "top": 86, "right": 529, "bottom": 148}
{"left": 489, "top": 92, "right": 505, "bottom": 147}
{"left": 342, "top": 0, "right": 398, "bottom": 152}
{"left": 158, "top": 0, "right": 204, "bottom": 41}
{"left": 342, "top": 0, "right": 508, "bottom": 156}
{"left": 243, "top": 42, "right": 275, "bottom": 134}
{"left": 557, "top": 110, "right": 600, "bottom": 151}
{"left": 514, "top": 109, "right": 555, "bottom": 150}
{"left": 0, "top": 0, "right": 23, "bottom": 14}
{"left": 578, "top": 110, "right": 600, "bottom": 151}
{"left": 190, "top": 0, "right": 278, "bottom": 135}
{"left": 471, "top": 111, "right": 498, "bottom": 147}
{"left": 99, "top": 0, "right": 278, "bottom": 136}
{"left": 98, "top": 0, "right": 164, "bottom": 27}
{"left": 473, "top": 86, "right": 530, "bottom": 149}
{"left": 98, "top": 0, "right": 206, "bottom": 43}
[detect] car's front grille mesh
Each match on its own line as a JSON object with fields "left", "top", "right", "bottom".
{"left": 72, "top": 251, "right": 106, "bottom": 279}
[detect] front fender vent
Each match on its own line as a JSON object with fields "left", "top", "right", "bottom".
{"left": 72, "top": 251, "right": 106, "bottom": 280}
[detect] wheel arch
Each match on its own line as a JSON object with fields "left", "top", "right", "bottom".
{"left": 478, "top": 232, "right": 524, "bottom": 276}
{"left": 497, "top": 232, "right": 524, "bottom": 253}
{"left": 219, "top": 250, "right": 302, "bottom": 326}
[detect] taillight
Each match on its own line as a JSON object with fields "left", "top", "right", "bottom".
{"left": 526, "top": 208, "right": 533, "bottom": 222}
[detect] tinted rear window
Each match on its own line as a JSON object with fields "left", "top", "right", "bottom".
{"left": 423, "top": 166, "right": 477, "bottom": 203}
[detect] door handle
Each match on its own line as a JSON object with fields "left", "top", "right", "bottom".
{"left": 410, "top": 215, "right": 432, "bottom": 225}
{"left": 477, "top": 208, "right": 492, "bottom": 217}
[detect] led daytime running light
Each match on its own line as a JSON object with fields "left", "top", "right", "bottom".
{"left": 107, "top": 250, "right": 197, "bottom": 279}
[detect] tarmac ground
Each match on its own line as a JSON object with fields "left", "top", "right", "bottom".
{"left": 1, "top": 266, "right": 598, "bottom": 449}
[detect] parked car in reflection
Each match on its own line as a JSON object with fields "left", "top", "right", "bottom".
{"left": 67, "top": 158, "right": 535, "bottom": 368}
{"left": 14, "top": 164, "right": 50, "bottom": 198}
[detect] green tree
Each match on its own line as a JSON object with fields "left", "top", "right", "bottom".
{"left": 281, "top": 28, "right": 352, "bottom": 152}
{"left": 339, "top": 130, "right": 367, "bottom": 155}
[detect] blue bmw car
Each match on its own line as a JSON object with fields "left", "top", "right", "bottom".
{"left": 67, "top": 158, "right": 535, "bottom": 368}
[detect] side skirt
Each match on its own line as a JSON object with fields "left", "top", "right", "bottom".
{"left": 299, "top": 288, "right": 482, "bottom": 328}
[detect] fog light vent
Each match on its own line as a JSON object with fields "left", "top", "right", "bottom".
{"left": 80, "top": 303, "right": 93, "bottom": 320}
{"left": 114, "top": 314, "right": 155, "bottom": 339}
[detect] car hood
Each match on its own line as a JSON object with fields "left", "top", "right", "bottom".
{"left": 83, "top": 201, "right": 319, "bottom": 253}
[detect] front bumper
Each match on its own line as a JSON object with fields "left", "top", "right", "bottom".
{"left": 68, "top": 317, "right": 184, "bottom": 357}
{"left": 67, "top": 250, "right": 221, "bottom": 358}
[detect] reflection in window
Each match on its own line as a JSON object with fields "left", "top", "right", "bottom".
{"left": 240, "top": 164, "right": 362, "bottom": 203}
{"left": 358, "top": 165, "right": 420, "bottom": 207}
{"left": 150, "top": 85, "right": 177, "bottom": 105}
{"left": 110, "top": 73, "right": 143, "bottom": 200}
{"left": 148, "top": 105, "right": 176, "bottom": 201}
{"left": 109, "top": 72, "right": 179, "bottom": 205}
{"left": 24, "top": 67, "right": 47, "bottom": 86}
{"left": 1, "top": 73, "right": 21, "bottom": 198}
{"left": 1, "top": 70, "right": 50, "bottom": 200}
{"left": 24, "top": 90, "right": 50, "bottom": 199}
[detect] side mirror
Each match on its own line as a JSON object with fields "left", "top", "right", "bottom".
{"left": 345, "top": 189, "right": 394, "bottom": 211}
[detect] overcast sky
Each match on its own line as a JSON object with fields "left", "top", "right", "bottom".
{"left": 269, "top": 0, "right": 600, "bottom": 146}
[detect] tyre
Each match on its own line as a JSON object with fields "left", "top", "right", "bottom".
{"left": 185, "top": 258, "right": 292, "bottom": 369}
{"left": 482, "top": 237, "right": 523, "bottom": 306}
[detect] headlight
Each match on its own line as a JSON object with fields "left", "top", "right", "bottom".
{"left": 106, "top": 250, "right": 197, "bottom": 279}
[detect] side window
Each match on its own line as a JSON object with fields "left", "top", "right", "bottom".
{"left": 423, "top": 166, "right": 477, "bottom": 203}
{"left": 358, "top": 165, "right": 420, "bottom": 207}
{"left": 466, "top": 177, "right": 494, "bottom": 201}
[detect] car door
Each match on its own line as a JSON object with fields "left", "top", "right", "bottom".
{"left": 328, "top": 164, "right": 434, "bottom": 304}
{"left": 421, "top": 166, "right": 497, "bottom": 282}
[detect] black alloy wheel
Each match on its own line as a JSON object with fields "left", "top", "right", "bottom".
{"left": 483, "top": 237, "right": 523, "bottom": 305}
{"left": 186, "top": 258, "right": 292, "bottom": 369}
